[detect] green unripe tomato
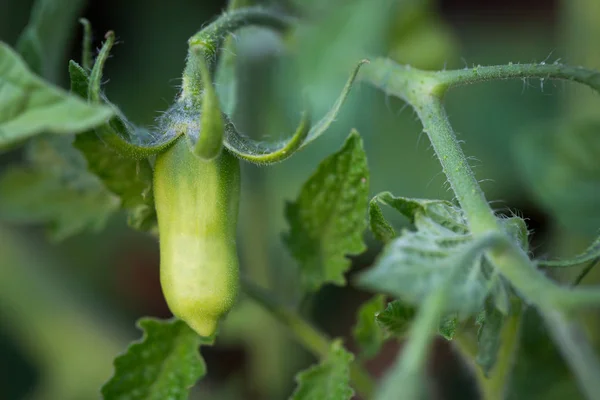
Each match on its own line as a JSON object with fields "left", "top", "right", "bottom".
{"left": 154, "top": 137, "right": 240, "bottom": 338}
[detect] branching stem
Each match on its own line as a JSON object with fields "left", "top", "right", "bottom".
{"left": 361, "top": 57, "right": 600, "bottom": 400}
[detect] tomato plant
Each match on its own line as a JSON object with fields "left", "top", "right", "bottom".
{"left": 1, "top": 0, "right": 600, "bottom": 399}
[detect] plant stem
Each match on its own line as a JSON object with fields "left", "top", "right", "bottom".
{"left": 241, "top": 277, "right": 375, "bottom": 399}
{"left": 410, "top": 79, "right": 600, "bottom": 400}
{"left": 413, "top": 96, "right": 499, "bottom": 234}
{"left": 182, "top": 7, "right": 293, "bottom": 103}
{"left": 361, "top": 57, "right": 600, "bottom": 399}
{"left": 434, "top": 63, "right": 600, "bottom": 94}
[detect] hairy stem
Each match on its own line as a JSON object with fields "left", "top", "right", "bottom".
{"left": 435, "top": 62, "right": 600, "bottom": 94}
{"left": 413, "top": 96, "right": 499, "bottom": 234}
{"left": 362, "top": 57, "right": 600, "bottom": 399}
{"left": 182, "top": 7, "right": 293, "bottom": 104}
{"left": 241, "top": 277, "right": 375, "bottom": 399}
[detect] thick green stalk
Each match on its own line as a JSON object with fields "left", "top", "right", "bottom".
{"left": 412, "top": 83, "right": 600, "bottom": 400}
{"left": 241, "top": 278, "right": 375, "bottom": 399}
{"left": 412, "top": 96, "right": 499, "bottom": 234}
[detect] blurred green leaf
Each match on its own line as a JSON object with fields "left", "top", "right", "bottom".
{"left": 0, "top": 136, "right": 119, "bottom": 240}
{"left": 0, "top": 226, "right": 127, "bottom": 400}
{"left": 102, "top": 318, "right": 206, "bottom": 400}
{"left": 376, "top": 300, "right": 415, "bottom": 337}
{"left": 290, "top": 339, "right": 354, "bottom": 400}
{"left": 352, "top": 294, "right": 386, "bottom": 359}
{"left": 284, "top": 130, "right": 369, "bottom": 291}
{"left": 16, "top": 0, "right": 85, "bottom": 79}
{"left": 360, "top": 192, "right": 489, "bottom": 316}
{"left": 0, "top": 43, "right": 113, "bottom": 149}
{"left": 476, "top": 300, "right": 505, "bottom": 377}
{"left": 514, "top": 119, "right": 600, "bottom": 235}
{"left": 69, "top": 61, "right": 157, "bottom": 231}
{"left": 358, "top": 193, "right": 492, "bottom": 317}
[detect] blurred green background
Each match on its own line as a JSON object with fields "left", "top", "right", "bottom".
{"left": 1, "top": 0, "right": 599, "bottom": 399}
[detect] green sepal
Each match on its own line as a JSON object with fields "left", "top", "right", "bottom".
{"left": 189, "top": 46, "right": 224, "bottom": 161}
{"left": 68, "top": 47, "right": 179, "bottom": 160}
{"left": 223, "top": 60, "right": 367, "bottom": 164}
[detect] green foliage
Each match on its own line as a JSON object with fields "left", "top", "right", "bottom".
{"left": 102, "top": 318, "right": 207, "bottom": 400}
{"left": 68, "top": 61, "right": 158, "bottom": 231}
{"left": 4, "top": 1, "right": 600, "bottom": 399}
{"left": 376, "top": 300, "right": 415, "bottom": 337}
{"left": 514, "top": 119, "right": 600, "bottom": 235}
{"left": 284, "top": 130, "right": 369, "bottom": 292}
{"left": 0, "top": 43, "right": 113, "bottom": 149}
{"left": 0, "top": 135, "right": 119, "bottom": 240}
{"left": 16, "top": 0, "right": 85, "bottom": 79}
{"left": 352, "top": 294, "right": 386, "bottom": 359}
{"left": 476, "top": 300, "right": 506, "bottom": 376}
{"left": 290, "top": 340, "right": 354, "bottom": 400}
{"left": 360, "top": 193, "right": 492, "bottom": 317}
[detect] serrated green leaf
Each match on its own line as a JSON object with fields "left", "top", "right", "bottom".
{"left": 538, "top": 236, "right": 600, "bottom": 268}
{"left": 102, "top": 318, "right": 206, "bottom": 400}
{"left": 0, "top": 42, "right": 113, "bottom": 149}
{"left": 358, "top": 194, "right": 492, "bottom": 317}
{"left": 284, "top": 130, "right": 369, "bottom": 291}
{"left": 352, "top": 295, "right": 386, "bottom": 359}
{"left": 476, "top": 300, "right": 505, "bottom": 376}
{"left": 16, "top": 0, "right": 85, "bottom": 79}
{"left": 290, "top": 339, "right": 354, "bottom": 400}
{"left": 69, "top": 61, "right": 157, "bottom": 231}
{"left": 0, "top": 136, "right": 119, "bottom": 240}
{"left": 514, "top": 119, "right": 600, "bottom": 235}
{"left": 376, "top": 300, "right": 415, "bottom": 337}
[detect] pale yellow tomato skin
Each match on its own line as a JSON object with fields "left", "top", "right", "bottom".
{"left": 154, "top": 137, "right": 240, "bottom": 337}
